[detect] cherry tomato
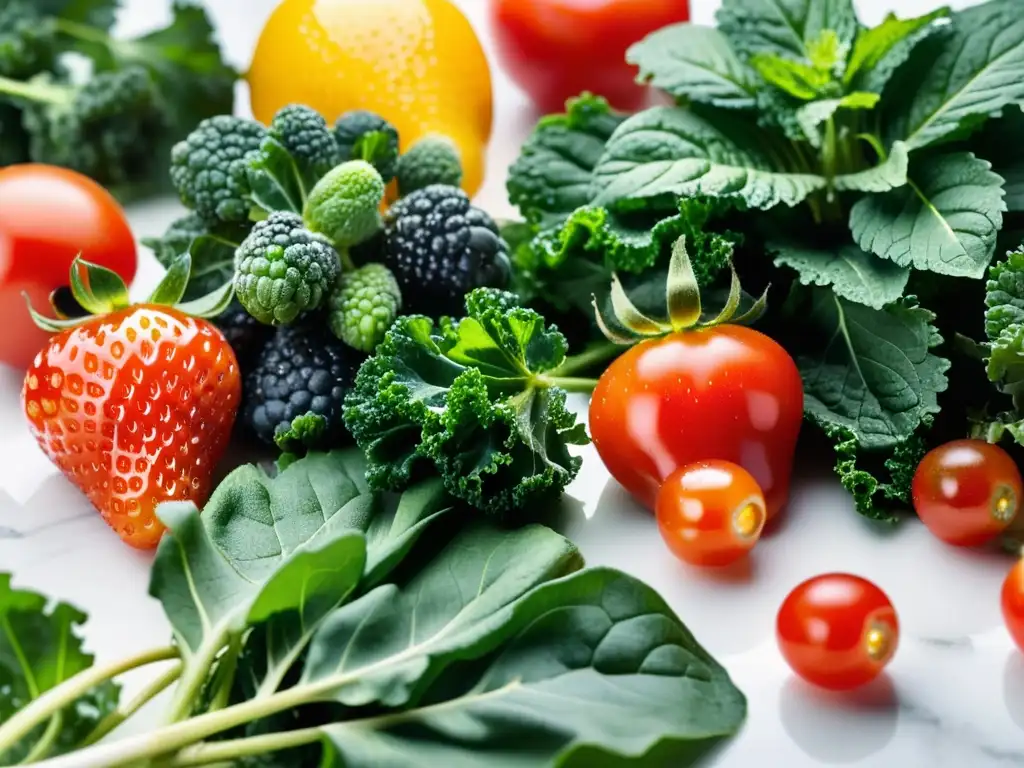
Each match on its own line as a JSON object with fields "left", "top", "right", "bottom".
{"left": 489, "top": 0, "right": 690, "bottom": 113}
{"left": 1003, "top": 558, "right": 1024, "bottom": 653}
{"left": 0, "top": 165, "right": 137, "bottom": 370}
{"left": 911, "top": 439, "right": 1022, "bottom": 547}
{"left": 656, "top": 459, "right": 766, "bottom": 567}
{"left": 777, "top": 573, "right": 899, "bottom": 691}
{"left": 590, "top": 326, "right": 804, "bottom": 519}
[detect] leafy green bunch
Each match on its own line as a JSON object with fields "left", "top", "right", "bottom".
{"left": 0, "top": 450, "right": 745, "bottom": 767}
{"left": 0, "top": 0, "right": 237, "bottom": 199}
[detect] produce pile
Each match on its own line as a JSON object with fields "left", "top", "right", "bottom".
{"left": 6, "top": 0, "right": 1024, "bottom": 765}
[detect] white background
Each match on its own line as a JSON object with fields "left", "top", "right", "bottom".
{"left": 4, "top": 1, "right": 1022, "bottom": 767}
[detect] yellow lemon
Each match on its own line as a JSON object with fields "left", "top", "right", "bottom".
{"left": 248, "top": 0, "right": 493, "bottom": 197}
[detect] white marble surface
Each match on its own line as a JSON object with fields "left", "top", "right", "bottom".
{"left": 3, "top": 0, "right": 1023, "bottom": 766}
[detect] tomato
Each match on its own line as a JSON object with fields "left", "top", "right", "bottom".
{"left": 489, "top": 0, "right": 690, "bottom": 113}
{"left": 589, "top": 325, "right": 804, "bottom": 519}
{"left": 911, "top": 439, "right": 1022, "bottom": 547}
{"left": 777, "top": 573, "right": 899, "bottom": 691}
{"left": 1003, "top": 558, "right": 1024, "bottom": 653}
{"left": 656, "top": 459, "right": 766, "bottom": 567}
{"left": 0, "top": 165, "right": 137, "bottom": 370}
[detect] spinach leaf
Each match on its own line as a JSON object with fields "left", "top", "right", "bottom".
{"left": 0, "top": 575, "right": 118, "bottom": 763}
{"left": 790, "top": 290, "right": 950, "bottom": 449}
{"left": 507, "top": 94, "right": 627, "bottom": 230}
{"left": 716, "top": 0, "right": 859, "bottom": 63}
{"left": 318, "top": 566, "right": 746, "bottom": 768}
{"left": 843, "top": 8, "right": 950, "bottom": 94}
{"left": 591, "top": 106, "right": 828, "bottom": 212}
{"left": 849, "top": 151, "right": 1006, "bottom": 278}
{"left": 972, "top": 105, "right": 1024, "bottom": 215}
{"left": 773, "top": 241, "right": 909, "bottom": 309}
{"left": 795, "top": 92, "right": 878, "bottom": 149}
{"left": 627, "top": 24, "right": 757, "bottom": 109}
{"left": 832, "top": 140, "right": 909, "bottom": 193}
{"left": 883, "top": 3, "right": 1024, "bottom": 151}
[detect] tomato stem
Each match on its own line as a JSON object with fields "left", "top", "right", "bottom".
{"left": 537, "top": 376, "right": 599, "bottom": 393}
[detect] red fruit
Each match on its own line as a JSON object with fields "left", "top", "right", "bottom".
{"left": 656, "top": 459, "right": 766, "bottom": 567}
{"left": 21, "top": 257, "right": 239, "bottom": 549}
{"left": 1003, "top": 557, "right": 1024, "bottom": 653}
{"left": 777, "top": 573, "right": 899, "bottom": 691}
{"left": 912, "top": 439, "right": 1022, "bottom": 547}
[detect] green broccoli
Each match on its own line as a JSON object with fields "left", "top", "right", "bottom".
{"left": 343, "top": 287, "right": 594, "bottom": 518}
{"left": 170, "top": 114, "right": 267, "bottom": 224}
{"left": 396, "top": 134, "right": 463, "bottom": 197}
{"left": 334, "top": 110, "right": 399, "bottom": 183}
{"left": 0, "top": 66, "right": 168, "bottom": 189}
{"left": 0, "top": 0, "right": 58, "bottom": 79}
{"left": 303, "top": 160, "right": 386, "bottom": 250}
{"left": 248, "top": 104, "right": 341, "bottom": 215}
{"left": 234, "top": 211, "right": 341, "bottom": 325}
{"left": 328, "top": 263, "right": 402, "bottom": 352}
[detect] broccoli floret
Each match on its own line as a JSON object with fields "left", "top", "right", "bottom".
{"left": 0, "top": 67, "right": 168, "bottom": 189}
{"left": 268, "top": 104, "right": 341, "bottom": 181}
{"left": 381, "top": 184, "right": 511, "bottom": 317}
{"left": 396, "top": 134, "right": 463, "bottom": 197}
{"left": 233, "top": 211, "right": 341, "bottom": 325}
{"left": 303, "top": 160, "right": 385, "bottom": 250}
{"left": 170, "top": 114, "right": 267, "bottom": 224}
{"left": 0, "top": 0, "right": 57, "bottom": 79}
{"left": 328, "top": 263, "right": 402, "bottom": 352}
{"left": 343, "top": 287, "right": 590, "bottom": 518}
{"left": 333, "top": 110, "right": 399, "bottom": 183}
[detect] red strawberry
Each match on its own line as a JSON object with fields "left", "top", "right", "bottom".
{"left": 21, "top": 256, "right": 241, "bottom": 549}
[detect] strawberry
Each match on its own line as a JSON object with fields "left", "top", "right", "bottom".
{"left": 21, "top": 255, "right": 241, "bottom": 549}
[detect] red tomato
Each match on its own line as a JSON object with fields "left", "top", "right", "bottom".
{"left": 0, "top": 165, "right": 137, "bottom": 370}
{"left": 589, "top": 325, "right": 804, "bottom": 518}
{"left": 911, "top": 439, "right": 1022, "bottom": 547}
{"left": 777, "top": 573, "right": 899, "bottom": 691}
{"left": 489, "top": 0, "right": 690, "bottom": 113}
{"left": 1003, "top": 558, "right": 1024, "bottom": 653}
{"left": 656, "top": 459, "right": 766, "bottom": 567}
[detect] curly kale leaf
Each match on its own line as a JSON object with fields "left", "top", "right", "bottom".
{"left": 507, "top": 93, "right": 627, "bottom": 230}
{"left": 344, "top": 288, "right": 588, "bottom": 518}
{"left": 985, "top": 248, "right": 1024, "bottom": 342}
{"left": 817, "top": 418, "right": 931, "bottom": 524}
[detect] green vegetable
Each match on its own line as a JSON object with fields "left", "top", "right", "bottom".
{"left": 333, "top": 109, "right": 400, "bottom": 183}
{"left": 233, "top": 211, "right": 341, "bottom": 325}
{"left": 143, "top": 214, "right": 251, "bottom": 300}
{"left": 0, "top": 0, "right": 58, "bottom": 79}
{"left": 328, "top": 262, "right": 402, "bottom": 352}
{"left": 0, "top": 450, "right": 746, "bottom": 766}
{"left": 170, "top": 114, "right": 268, "bottom": 224}
{"left": 303, "top": 159, "right": 386, "bottom": 250}
{"left": 0, "top": 67, "right": 168, "bottom": 190}
{"left": 344, "top": 288, "right": 608, "bottom": 518}
{"left": 395, "top": 133, "right": 463, "bottom": 196}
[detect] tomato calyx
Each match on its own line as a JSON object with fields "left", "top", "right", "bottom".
{"left": 733, "top": 499, "right": 766, "bottom": 540}
{"left": 992, "top": 484, "right": 1018, "bottom": 524}
{"left": 25, "top": 254, "right": 235, "bottom": 332}
{"left": 864, "top": 617, "right": 896, "bottom": 663}
{"left": 593, "top": 235, "right": 769, "bottom": 345}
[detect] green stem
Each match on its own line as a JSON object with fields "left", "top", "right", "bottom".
{"left": 0, "top": 74, "right": 68, "bottom": 105}
{"left": 548, "top": 341, "right": 621, "bottom": 377}
{"left": 338, "top": 248, "right": 356, "bottom": 272}
{"left": 82, "top": 663, "right": 183, "bottom": 747}
{"left": 162, "top": 727, "right": 322, "bottom": 767}
{"left": 206, "top": 637, "right": 242, "bottom": 714}
{"left": 166, "top": 637, "right": 229, "bottom": 724}
{"left": 19, "top": 715, "right": 61, "bottom": 764}
{"left": 0, "top": 646, "right": 179, "bottom": 756}
{"left": 538, "top": 376, "right": 599, "bottom": 393}
{"left": 52, "top": 19, "right": 113, "bottom": 45}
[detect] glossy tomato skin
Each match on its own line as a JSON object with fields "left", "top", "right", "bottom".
{"left": 656, "top": 459, "right": 766, "bottom": 567}
{"left": 489, "top": 0, "right": 690, "bottom": 113}
{"left": 1003, "top": 558, "right": 1024, "bottom": 653}
{"left": 911, "top": 439, "right": 1022, "bottom": 547}
{"left": 0, "top": 165, "right": 137, "bottom": 370}
{"left": 590, "top": 325, "right": 804, "bottom": 518}
{"left": 777, "top": 573, "right": 899, "bottom": 691}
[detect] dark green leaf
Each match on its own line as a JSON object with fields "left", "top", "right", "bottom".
{"left": 790, "top": 290, "right": 950, "bottom": 449}
{"left": 591, "top": 106, "right": 827, "bottom": 212}
{"left": 185, "top": 230, "right": 245, "bottom": 301}
{"left": 174, "top": 279, "right": 235, "bottom": 319}
{"left": 971, "top": 105, "right": 1024, "bottom": 214}
{"left": 832, "top": 139, "right": 908, "bottom": 193}
{"left": 883, "top": 3, "right": 1024, "bottom": 150}
{"left": 40, "top": 0, "right": 118, "bottom": 30}
{"left": 248, "top": 138, "right": 305, "bottom": 215}
{"left": 626, "top": 25, "right": 757, "bottom": 109}
{"left": 985, "top": 247, "right": 1024, "bottom": 341}
{"left": 772, "top": 241, "right": 909, "bottom": 309}
{"left": 319, "top": 567, "right": 745, "bottom": 768}
{"left": 716, "top": 0, "right": 859, "bottom": 62}
{"left": 507, "top": 94, "right": 627, "bottom": 229}
{"left": 849, "top": 151, "right": 1006, "bottom": 278}
{"left": 147, "top": 253, "right": 191, "bottom": 306}
{"left": 0, "top": 574, "right": 118, "bottom": 763}
{"left": 843, "top": 8, "right": 950, "bottom": 94}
